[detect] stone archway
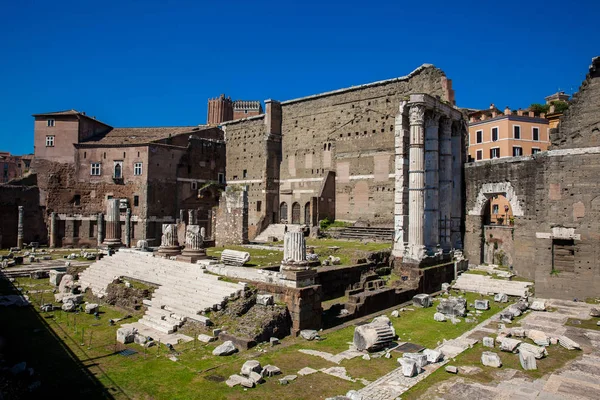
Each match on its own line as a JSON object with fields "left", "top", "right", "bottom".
{"left": 291, "top": 202, "right": 301, "bottom": 224}
{"left": 279, "top": 202, "right": 288, "bottom": 223}
{"left": 468, "top": 182, "right": 524, "bottom": 217}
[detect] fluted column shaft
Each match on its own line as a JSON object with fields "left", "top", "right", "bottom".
{"left": 439, "top": 118, "right": 453, "bottom": 250}
{"left": 424, "top": 114, "right": 440, "bottom": 249}
{"left": 283, "top": 231, "right": 306, "bottom": 262}
{"left": 103, "top": 199, "right": 122, "bottom": 247}
{"left": 97, "top": 213, "right": 104, "bottom": 247}
{"left": 125, "top": 208, "right": 131, "bottom": 247}
{"left": 407, "top": 104, "right": 426, "bottom": 261}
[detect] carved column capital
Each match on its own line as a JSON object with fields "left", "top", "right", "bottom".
{"left": 425, "top": 112, "right": 441, "bottom": 128}
{"left": 409, "top": 104, "right": 426, "bottom": 126}
{"left": 440, "top": 117, "right": 453, "bottom": 134}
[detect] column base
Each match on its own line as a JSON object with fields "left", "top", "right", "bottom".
{"left": 177, "top": 248, "right": 207, "bottom": 263}
{"left": 102, "top": 239, "right": 122, "bottom": 250}
{"left": 157, "top": 246, "right": 181, "bottom": 257}
{"left": 279, "top": 267, "right": 317, "bottom": 288}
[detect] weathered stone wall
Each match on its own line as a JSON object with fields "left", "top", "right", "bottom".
{"left": 483, "top": 226, "right": 514, "bottom": 266}
{"left": 214, "top": 187, "right": 248, "bottom": 246}
{"left": 279, "top": 65, "right": 451, "bottom": 225}
{"left": 0, "top": 184, "right": 46, "bottom": 247}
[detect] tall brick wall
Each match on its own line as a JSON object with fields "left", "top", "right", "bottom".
{"left": 0, "top": 184, "right": 46, "bottom": 248}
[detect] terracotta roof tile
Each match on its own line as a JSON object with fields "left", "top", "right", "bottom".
{"left": 81, "top": 126, "right": 207, "bottom": 145}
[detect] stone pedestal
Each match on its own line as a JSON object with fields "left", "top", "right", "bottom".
{"left": 158, "top": 224, "right": 181, "bottom": 256}
{"left": 178, "top": 225, "right": 207, "bottom": 263}
{"left": 102, "top": 199, "right": 122, "bottom": 249}
{"left": 17, "top": 206, "right": 24, "bottom": 249}
{"left": 280, "top": 231, "right": 315, "bottom": 287}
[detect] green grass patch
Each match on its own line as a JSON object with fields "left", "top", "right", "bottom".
{"left": 566, "top": 317, "right": 600, "bottom": 331}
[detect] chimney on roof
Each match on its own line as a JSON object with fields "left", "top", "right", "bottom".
{"left": 81, "top": 111, "right": 86, "bottom": 116}
{"left": 528, "top": 111, "right": 535, "bottom": 117}
{"left": 504, "top": 106, "right": 511, "bottom": 115}
{"left": 470, "top": 115, "right": 475, "bottom": 123}
{"left": 540, "top": 113, "right": 546, "bottom": 118}
{"left": 489, "top": 103, "right": 495, "bottom": 110}
{"left": 517, "top": 108, "right": 523, "bottom": 116}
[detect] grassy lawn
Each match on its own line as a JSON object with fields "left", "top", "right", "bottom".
{"left": 566, "top": 317, "right": 600, "bottom": 331}
{"left": 206, "top": 238, "right": 391, "bottom": 268}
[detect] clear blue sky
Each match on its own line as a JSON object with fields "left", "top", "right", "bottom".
{"left": 1, "top": 0, "right": 598, "bottom": 155}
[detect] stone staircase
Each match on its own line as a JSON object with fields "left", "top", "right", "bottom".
{"left": 338, "top": 226, "right": 394, "bottom": 241}
{"left": 453, "top": 272, "right": 533, "bottom": 297}
{"left": 253, "top": 224, "right": 297, "bottom": 243}
{"left": 78, "top": 249, "right": 245, "bottom": 334}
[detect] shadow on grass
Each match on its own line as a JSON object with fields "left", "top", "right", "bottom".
{"left": 0, "top": 277, "right": 126, "bottom": 399}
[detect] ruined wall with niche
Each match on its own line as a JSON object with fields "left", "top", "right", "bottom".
{"left": 465, "top": 57, "right": 600, "bottom": 298}
{"left": 0, "top": 184, "right": 46, "bottom": 247}
{"left": 279, "top": 65, "right": 452, "bottom": 225}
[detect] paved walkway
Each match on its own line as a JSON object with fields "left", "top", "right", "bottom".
{"left": 354, "top": 305, "right": 509, "bottom": 400}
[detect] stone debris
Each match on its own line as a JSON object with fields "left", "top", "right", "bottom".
{"left": 474, "top": 299, "right": 489, "bottom": 310}
{"left": 441, "top": 283, "right": 451, "bottom": 292}
{"left": 362, "top": 354, "right": 370, "bottom": 360}
{"left": 353, "top": 316, "right": 395, "bottom": 351}
{"left": 530, "top": 300, "right": 546, "bottom": 311}
{"left": 261, "top": 365, "right": 281, "bottom": 377}
{"left": 514, "top": 300, "right": 530, "bottom": 311}
{"left": 450, "top": 317, "right": 461, "bottom": 324}
{"left": 445, "top": 365, "right": 458, "bottom": 374}
{"left": 499, "top": 337, "right": 521, "bottom": 352}
{"left": 220, "top": 249, "right": 251, "bottom": 266}
{"left": 558, "top": 335, "right": 581, "bottom": 350}
{"left": 49, "top": 270, "right": 66, "bottom": 286}
{"left": 589, "top": 308, "right": 600, "bottom": 317}
{"left": 391, "top": 310, "right": 399, "bottom": 318}
{"left": 481, "top": 351, "right": 502, "bottom": 368}
{"left": 256, "top": 294, "right": 274, "bottom": 306}
{"left": 412, "top": 294, "right": 432, "bottom": 308}
{"left": 298, "top": 367, "right": 318, "bottom": 376}
{"left": 434, "top": 312, "right": 446, "bottom": 322}
{"left": 437, "top": 296, "right": 467, "bottom": 317}
{"left": 226, "top": 374, "right": 254, "bottom": 388}
{"left": 423, "top": 349, "right": 443, "bottom": 363}
{"left": 398, "top": 357, "right": 418, "bottom": 377}
{"left": 197, "top": 334, "right": 216, "bottom": 343}
{"left": 519, "top": 350, "right": 537, "bottom": 370}
{"left": 483, "top": 337, "right": 495, "bottom": 348}
{"left": 117, "top": 327, "right": 137, "bottom": 344}
{"left": 527, "top": 329, "right": 549, "bottom": 346}
{"left": 84, "top": 303, "right": 99, "bottom": 314}
{"left": 403, "top": 353, "right": 428, "bottom": 369}
{"left": 510, "top": 328, "right": 527, "bottom": 338}
{"left": 61, "top": 301, "right": 77, "bottom": 312}
{"left": 241, "top": 360, "right": 262, "bottom": 376}
{"left": 212, "top": 340, "right": 238, "bottom": 356}
{"left": 300, "top": 329, "right": 319, "bottom": 341}
{"left": 278, "top": 375, "right": 297, "bottom": 385}
{"left": 345, "top": 390, "right": 363, "bottom": 400}
{"left": 506, "top": 306, "right": 522, "bottom": 318}
{"left": 518, "top": 343, "right": 547, "bottom": 359}
{"left": 270, "top": 337, "right": 280, "bottom": 346}
{"left": 248, "top": 371, "right": 264, "bottom": 384}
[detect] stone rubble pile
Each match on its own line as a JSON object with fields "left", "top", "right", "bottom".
{"left": 226, "top": 360, "right": 282, "bottom": 388}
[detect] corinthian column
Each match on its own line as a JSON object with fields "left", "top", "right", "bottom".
{"left": 125, "top": 208, "right": 131, "bottom": 248}
{"left": 97, "top": 213, "right": 104, "bottom": 247}
{"left": 407, "top": 104, "right": 426, "bottom": 262}
{"left": 439, "top": 118, "right": 453, "bottom": 251}
{"left": 103, "top": 199, "right": 122, "bottom": 248}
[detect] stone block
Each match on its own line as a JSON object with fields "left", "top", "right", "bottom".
{"left": 518, "top": 343, "right": 547, "bottom": 359}
{"left": 278, "top": 375, "right": 297, "bottom": 385}
{"left": 300, "top": 330, "right": 319, "bottom": 341}
{"left": 527, "top": 329, "right": 549, "bottom": 346}
{"left": 198, "top": 334, "right": 216, "bottom": 343}
{"left": 403, "top": 353, "right": 428, "bottom": 369}
{"left": 481, "top": 351, "right": 502, "bottom": 368}
{"left": 212, "top": 340, "right": 238, "bottom": 356}
{"left": 423, "top": 349, "right": 443, "bottom": 363}
{"left": 261, "top": 365, "right": 281, "bottom": 377}
{"left": 474, "top": 300, "right": 489, "bottom": 310}
{"left": 257, "top": 294, "right": 274, "bottom": 306}
{"left": 270, "top": 337, "right": 280, "bottom": 346}
{"left": 353, "top": 318, "right": 395, "bottom": 351}
{"left": 61, "top": 301, "right": 76, "bottom": 312}
{"left": 241, "top": 360, "right": 262, "bottom": 377}
{"left": 530, "top": 300, "right": 546, "bottom": 311}
{"left": 398, "top": 358, "right": 418, "bottom": 377}
{"left": 84, "top": 303, "right": 99, "bottom": 314}
{"left": 391, "top": 310, "right": 399, "bottom": 318}
{"left": 412, "top": 294, "right": 433, "bottom": 308}
{"left": 248, "top": 371, "right": 264, "bottom": 384}
{"left": 519, "top": 350, "right": 537, "bottom": 370}
{"left": 441, "top": 283, "right": 451, "bottom": 292}
{"left": 117, "top": 327, "right": 137, "bottom": 344}
{"left": 434, "top": 312, "right": 446, "bottom": 322}
{"left": 49, "top": 270, "right": 66, "bottom": 286}
{"left": 590, "top": 308, "right": 600, "bottom": 317}
{"left": 437, "top": 297, "right": 467, "bottom": 317}
{"left": 558, "top": 335, "right": 580, "bottom": 350}
{"left": 483, "top": 337, "right": 495, "bottom": 348}
{"left": 494, "top": 293, "right": 508, "bottom": 303}
{"left": 499, "top": 338, "right": 521, "bottom": 352}
{"left": 445, "top": 365, "right": 458, "bottom": 374}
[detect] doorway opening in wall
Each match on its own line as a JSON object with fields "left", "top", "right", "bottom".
{"left": 279, "top": 202, "right": 288, "bottom": 223}
{"left": 481, "top": 194, "right": 514, "bottom": 266}
{"left": 552, "top": 239, "right": 575, "bottom": 274}
{"left": 304, "top": 202, "right": 311, "bottom": 225}
{"left": 292, "top": 202, "right": 301, "bottom": 224}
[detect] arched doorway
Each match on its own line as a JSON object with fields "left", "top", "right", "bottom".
{"left": 279, "top": 202, "right": 288, "bottom": 223}
{"left": 304, "top": 202, "right": 311, "bottom": 225}
{"left": 482, "top": 194, "right": 514, "bottom": 266}
{"left": 291, "top": 202, "right": 301, "bottom": 224}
